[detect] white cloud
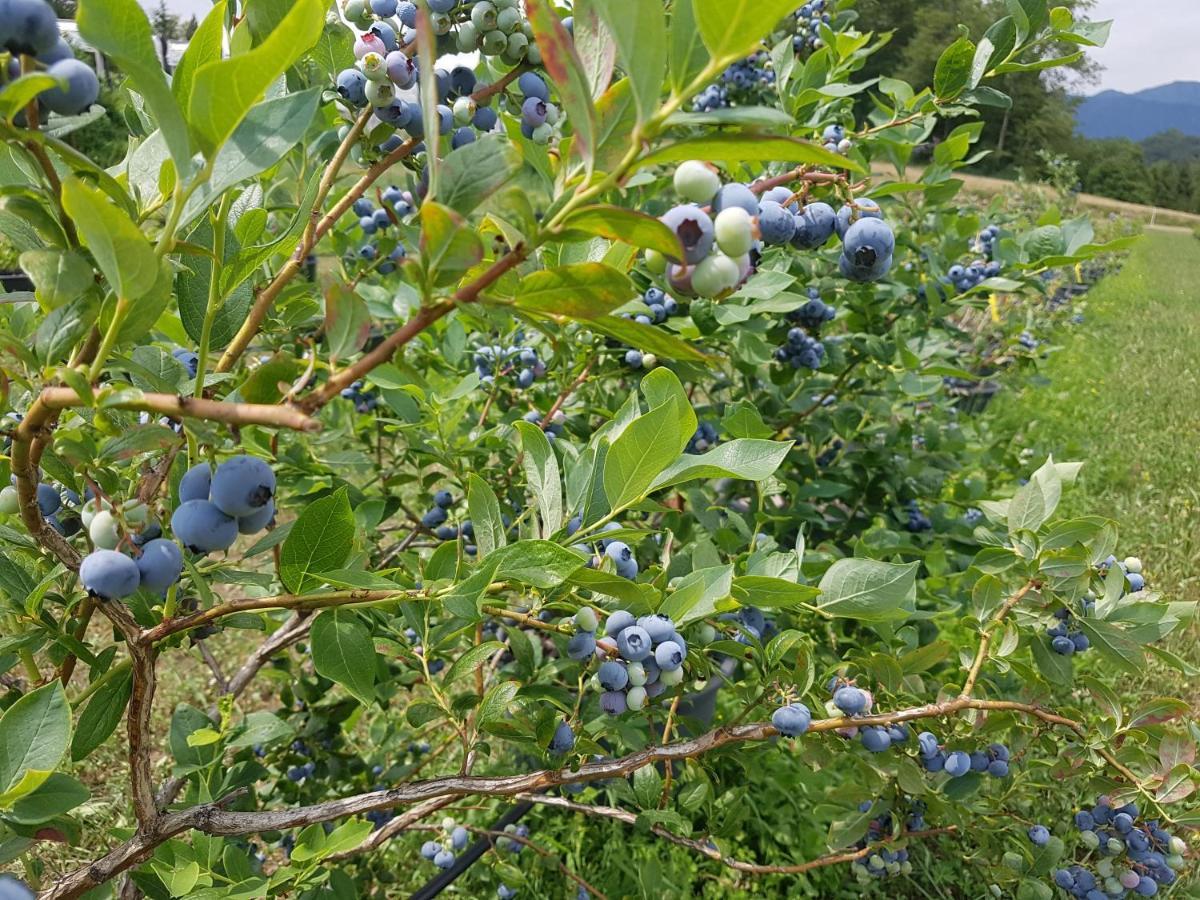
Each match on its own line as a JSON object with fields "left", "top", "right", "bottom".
{"left": 1083, "top": 0, "right": 1200, "bottom": 93}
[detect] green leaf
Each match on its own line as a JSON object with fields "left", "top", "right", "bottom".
{"left": 61, "top": 176, "right": 159, "bottom": 300}
{"left": 227, "top": 711, "right": 295, "bottom": 750}
{"left": 668, "top": 0, "right": 709, "bottom": 94}
{"left": 18, "top": 250, "right": 93, "bottom": 311}
{"left": 491, "top": 541, "right": 585, "bottom": 589}
{"left": 582, "top": 315, "right": 709, "bottom": 362}
{"left": 934, "top": 36, "right": 976, "bottom": 100}
{"left": 437, "top": 134, "right": 522, "bottom": 216}
{"left": 7, "top": 772, "right": 89, "bottom": 824}
{"left": 99, "top": 424, "right": 181, "bottom": 461}
{"left": 279, "top": 487, "right": 356, "bottom": 594}
{"left": 639, "top": 134, "right": 864, "bottom": 174}
{"left": 324, "top": 283, "right": 372, "bottom": 359}
{"left": 603, "top": 400, "right": 685, "bottom": 511}
{"left": 692, "top": 0, "right": 804, "bottom": 62}
{"left": 420, "top": 201, "right": 485, "bottom": 287}
{"left": 77, "top": 0, "right": 192, "bottom": 175}
{"left": 477, "top": 680, "right": 520, "bottom": 736}
{"left": 0, "top": 682, "right": 72, "bottom": 804}
{"left": 181, "top": 88, "right": 323, "bottom": 228}
{"left": 593, "top": 0, "right": 666, "bottom": 125}
{"left": 649, "top": 439, "right": 793, "bottom": 493}
{"left": 732, "top": 576, "right": 820, "bottom": 609}
{"left": 1076, "top": 619, "right": 1143, "bottom": 675}
{"left": 515, "top": 421, "right": 564, "bottom": 537}
{"left": 467, "top": 474, "right": 507, "bottom": 558}
{"left": 36, "top": 297, "right": 98, "bottom": 366}
{"left": 514, "top": 263, "right": 634, "bottom": 319}
{"left": 71, "top": 667, "right": 133, "bottom": 761}
{"left": 559, "top": 207, "right": 684, "bottom": 260}
{"left": 311, "top": 609, "right": 376, "bottom": 706}
{"left": 220, "top": 168, "right": 322, "bottom": 297}
{"left": 172, "top": 0, "right": 226, "bottom": 112}
{"left": 0, "top": 74, "right": 60, "bottom": 123}
{"left": 816, "top": 559, "right": 918, "bottom": 621}
{"left": 187, "top": 0, "right": 326, "bottom": 158}
{"left": 665, "top": 106, "right": 795, "bottom": 129}
{"left": 444, "top": 641, "right": 505, "bottom": 686}
{"left": 659, "top": 564, "right": 733, "bottom": 625}
{"left": 1027, "top": 835, "right": 1064, "bottom": 876}
{"left": 526, "top": 0, "right": 598, "bottom": 171}
{"left": 632, "top": 764, "right": 663, "bottom": 810}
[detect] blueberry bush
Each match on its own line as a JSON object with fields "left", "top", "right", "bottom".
{"left": 0, "top": 1, "right": 1195, "bottom": 898}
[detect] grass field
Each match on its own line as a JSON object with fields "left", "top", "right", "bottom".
{"left": 995, "top": 230, "right": 1200, "bottom": 690}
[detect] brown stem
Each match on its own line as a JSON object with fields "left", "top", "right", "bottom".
{"left": 34, "top": 386, "right": 321, "bottom": 433}
{"left": 195, "top": 640, "right": 228, "bottom": 693}
{"left": 522, "top": 794, "right": 956, "bottom": 875}
{"left": 960, "top": 580, "right": 1039, "bottom": 698}
{"left": 481, "top": 605, "right": 572, "bottom": 634}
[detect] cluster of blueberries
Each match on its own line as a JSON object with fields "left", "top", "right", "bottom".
{"left": 1, "top": 0, "right": 100, "bottom": 118}
{"left": 1051, "top": 798, "right": 1186, "bottom": 897}
{"left": 947, "top": 259, "right": 1003, "bottom": 294}
{"left": 820, "top": 123, "right": 854, "bottom": 156}
{"left": 420, "top": 488, "right": 457, "bottom": 531}
{"left": 75, "top": 456, "right": 276, "bottom": 602}
{"left": 824, "top": 680, "right": 912, "bottom": 753}
{"left": 904, "top": 500, "right": 933, "bottom": 533}
{"left": 686, "top": 422, "right": 719, "bottom": 454}
{"left": 565, "top": 518, "right": 638, "bottom": 579}
{"left": 776, "top": 288, "right": 835, "bottom": 371}
{"left": 1101, "top": 554, "right": 1146, "bottom": 594}
{"left": 975, "top": 223, "right": 1001, "bottom": 258}
{"left": 619, "top": 282, "right": 681, "bottom": 372}
{"left": 172, "top": 347, "right": 200, "bottom": 377}
{"left": 563, "top": 609, "right": 689, "bottom": 718}
{"left": 790, "top": 0, "right": 832, "bottom": 54}
{"left": 522, "top": 408, "right": 566, "bottom": 440}
{"left": 848, "top": 800, "right": 919, "bottom": 882}
{"left": 917, "top": 731, "right": 1012, "bottom": 779}
{"left": 691, "top": 51, "right": 775, "bottom": 112}
{"left": 651, "top": 163, "right": 893, "bottom": 307}
{"left": 0, "top": 477, "right": 82, "bottom": 537}
{"left": 339, "top": 379, "right": 381, "bottom": 413}
{"left": 419, "top": 817, "right": 474, "bottom": 870}
{"left": 349, "top": 194, "right": 408, "bottom": 268}
{"left": 1048, "top": 600, "right": 1094, "bottom": 656}
{"left": 473, "top": 341, "right": 547, "bottom": 389}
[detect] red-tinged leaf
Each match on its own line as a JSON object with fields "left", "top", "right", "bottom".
{"left": 525, "top": 0, "right": 597, "bottom": 171}
{"left": 1155, "top": 764, "right": 1196, "bottom": 804}
{"left": 1128, "top": 697, "right": 1192, "bottom": 729}
{"left": 1158, "top": 733, "right": 1195, "bottom": 774}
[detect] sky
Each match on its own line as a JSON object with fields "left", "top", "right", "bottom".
{"left": 149, "top": 0, "right": 1199, "bottom": 97}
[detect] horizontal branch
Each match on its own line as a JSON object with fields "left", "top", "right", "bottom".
{"left": 35, "top": 387, "right": 321, "bottom": 433}
{"left": 141, "top": 589, "right": 414, "bottom": 644}
{"left": 522, "top": 794, "right": 956, "bottom": 875}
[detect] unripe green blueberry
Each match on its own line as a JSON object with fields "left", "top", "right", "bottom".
{"left": 1170, "top": 836, "right": 1187, "bottom": 855}
{"left": 365, "top": 80, "right": 396, "bottom": 107}
{"left": 526, "top": 43, "right": 542, "bottom": 65}
{"left": 1104, "top": 878, "right": 1123, "bottom": 896}
{"left": 659, "top": 666, "right": 684, "bottom": 686}
{"left": 697, "top": 623, "right": 717, "bottom": 644}
{"left": 359, "top": 51, "right": 387, "bottom": 81}
{"left": 481, "top": 29, "right": 507, "bottom": 55}
{"left": 641, "top": 353, "right": 658, "bottom": 369}
{"left": 1097, "top": 859, "right": 1114, "bottom": 878}
{"left": 0, "top": 486, "right": 18, "bottom": 515}
{"left": 531, "top": 122, "right": 553, "bottom": 143}
{"left": 453, "top": 96, "right": 476, "bottom": 125}
{"left": 121, "top": 500, "right": 149, "bottom": 525}
{"left": 1080, "top": 829, "right": 1100, "bottom": 850}
{"left": 714, "top": 207, "right": 755, "bottom": 257}
{"left": 496, "top": 6, "right": 521, "bottom": 32}
{"left": 644, "top": 249, "right": 667, "bottom": 274}
{"left": 501, "top": 32, "right": 528, "bottom": 63}
{"left": 885, "top": 862, "right": 900, "bottom": 876}
{"left": 1106, "top": 837, "right": 1124, "bottom": 855}
{"left": 543, "top": 101, "right": 559, "bottom": 125}
{"left": 1123, "top": 556, "right": 1142, "bottom": 574}
{"left": 441, "top": 816, "right": 456, "bottom": 830}
{"left": 89, "top": 510, "right": 120, "bottom": 549}
{"left": 456, "top": 21, "right": 479, "bottom": 52}
{"left": 1002, "top": 852, "right": 1024, "bottom": 872}
{"left": 471, "top": 1, "right": 498, "bottom": 30}
{"left": 80, "top": 498, "right": 103, "bottom": 528}
{"left": 691, "top": 253, "right": 740, "bottom": 297}
{"left": 868, "top": 854, "right": 884, "bottom": 870}
{"left": 574, "top": 607, "right": 598, "bottom": 632}
{"left": 1167, "top": 853, "right": 1185, "bottom": 869}
{"left": 626, "top": 685, "right": 647, "bottom": 710}
{"left": 344, "top": 0, "right": 371, "bottom": 26}
{"left": 495, "top": 0, "right": 518, "bottom": 9}
{"left": 431, "top": 12, "right": 453, "bottom": 34}
{"left": 901, "top": 862, "right": 912, "bottom": 875}
{"left": 627, "top": 661, "right": 647, "bottom": 686}
{"left": 673, "top": 160, "right": 721, "bottom": 204}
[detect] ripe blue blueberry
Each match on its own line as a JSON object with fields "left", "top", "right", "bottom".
{"left": 135, "top": 539, "right": 183, "bottom": 593}
{"left": 433, "top": 849, "right": 455, "bottom": 869}
{"left": 171, "top": 499, "right": 238, "bottom": 554}
{"left": 549, "top": 720, "right": 575, "bottom": 754}
{"left": 422, "top": 506, "right": 448, "bottom": 528}
{"left": 987, "top": 759, "right": 1009, "bottom": 777}
{"left": 861, "top": 726, "right": 891, "bottom": 752}
{"left": 839, "top": 247, "right": 892, "bottom": 283}
{"left": 1028, "top": 825, "right": 1050, "bottom": 846}
{"left": 835, "top": 198, "right": 883, "bottom": 239}
{"left": 842, "top": 218, "right": 895, "bottom": 267}
{"left": 605, "top": 610, "right": 635, "bottom": 636}
{"left": 598, "top": 660, "right": 628, "bottom": 691}
{"left": 790, "top": 202, "right": 837, "bottom": 249}
{"left": 636, "top": 614, "right": 674, "bottom": 643}
{"left": 237, "top": 500, "right": 275, "bottom": 535}
{"left": 370, "top": 0, "right": 397, "bottom": 14}
{"left": 79, "top": 549, "right": 141, "bottom": 600}
{"left": 771, "top": 703, "right": 811, "bottom": 737}
{"left": 615, "top": 625, "right": 651, "bottom": 661}
{"left": 6, "top": 0, "right": 60, "bottom": 55}
{"left": 209, "top": 456, "right": 275, "bottom": 518}
{"left": 0, "top": 875, "right": 35, "bottom": 900}
{"left": 833, "top": 686, "right": 867, "bottom": 714}
{"left": 37, "top": 482, "right": 61, "bottom": 516}
{"left": 944, "top": 750, "right": 971, "bottom": 777}
{"left": 1051, "top": 635, "right": 1075, "bottom": 655}
{"left": 518, "top": 71, "right": 549, "bottom": 101}
{"left": 600, "top": 690, "right": 627, "bottom": 715}
{"left": 566, "top": 630, "right": 596, "bottom": 661}
{"left": 604, "top": 541, "right": 638, "bottom": 579}
{"left": 335, "top": 68, "right": 368, "bottom": 106}
{"left": 450, "top": 825, "right": 469, "bottom": 850}
{"left": 917, "top": 731, "right": 940, "bottom": 758}
{"left": 1126, "top": 572, "right": 1145, "bottom": 592}
{"left": 420, "top": 837, "right": 442, "bottom": 859}
{"left": 41, "top": 59, "right": 100, "bottom": 116}
{"left": 712, "top": 183, "right": 758, "bottom": 215}
{"left": 433, "top": 489, "right": 454, "bottom": 509}
{"left": 654, "top": 641, "right": 684, "bottom": 671}
{"left": 659, "top": 204, "right": 715, "bottom": 265}
{"left": 756, "top": 199, "right": 796, "bottom": 245}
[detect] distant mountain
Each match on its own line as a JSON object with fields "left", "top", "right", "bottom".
{"left": 1076, "top": 81, "right": 1200, "bottom": 141}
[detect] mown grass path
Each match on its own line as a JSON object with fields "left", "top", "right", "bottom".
{"left": 997, "top": 230, "right": 1200, "bottom": 673}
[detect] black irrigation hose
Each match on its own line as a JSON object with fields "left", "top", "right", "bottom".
{"left": 409, "top": 800, "right": 534, "bottom": 900}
